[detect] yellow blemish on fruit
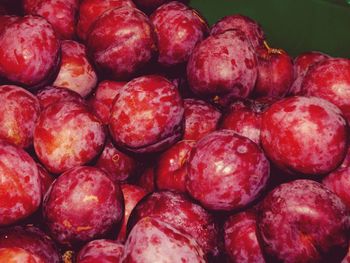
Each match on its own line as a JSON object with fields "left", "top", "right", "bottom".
{"left": 62, "top": 250, "right": 74, "bottom": 263}
{"left": 76, "top": 226, "right": 92, "bottom": 232}
{"left": 63, "top": 220, "right": 72, "bottom": 228}
{"left": 83, "top": 195, "right": 99, "bottom": 202}
{"left": 112, "top": 154, "right": 120, "bottom": 163}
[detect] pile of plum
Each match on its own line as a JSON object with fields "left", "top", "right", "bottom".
{"left": 1, "top": 0, "right": 350, "bottom": 262}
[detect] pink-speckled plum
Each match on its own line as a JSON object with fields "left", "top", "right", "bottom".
{"left": 260, "top": 96, "right": 348, "bottom": 175}
{"left": 0, "top": 15, "right": 60, "bottom": 88}
{"left": 187, "top": 30, "right": 257, "bottom": 107}
{"left": 34, "top": 99, "right": 106, "bottom": 174}
{"left": 224, "top": 210, "right": 265, "bottom": 263}
{"left": 183, "top": 98, "right": 221, "bottom": 141}
{"left": 150, "top": 1, "right": 208, "bottom": 67}
{"left": 76, "top": 239, "right": 124, "bottom": 263}
{"left": 116, "top": 184, "right": 147, "bottom": 242}
{"left": 77, "top": 0, "right": 135, "bottom": 41}
{"left": 87, "top": 7, "right": 157, "bottom": 80}
{"left": 0, "top": 85, "right": 40, "bottom": 148}
{"left": 258, "top": 179, "right": 349, "bottom": 263}
{"left": 122, "top": 217, "right": 206, "bottom": 263}
{"left": 289, "top": 51, "right": 330, "bottom": 95}
{"left": 88, "top": 80, "right": 126, "bottom": 124}
{"left": 0, "top": 225, "right": 60, "bottom": 263}
{"left": 302, "top": 58, "right": 350, "bottom": 123}
{"left": 23, "top": 0, "right": 79, "bottom": 39}
{"left": 0, "top": 247, "right": 44, "bottom": 262}
{"left": 186, "top": 130, "right": 270, "bottom": 211}
{"left": 210, "top": 14, "right": 265, "bottom": 50}
{"left": 36, "top": 86, "right": 83, "bottom": 109}
{"left": 128, "top": 191, "right": 219, "bottom": 258}
{"left": 0, "top": 140, "right": 41, "bottom": 226}
{"left": 43, "top": 166, "right": 124, "bottom": 247}
{"left": 109, "top": 75, "right": 184, "bottom": 154}
{"left": 155, "top": 140, "right": 195, "bottom": 193}
{"left": 53, "top": 40, "right": 97, "bottom": 97}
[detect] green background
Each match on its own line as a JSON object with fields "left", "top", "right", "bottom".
{"left": 189, "top": 0, "right": 350, "bottom": 58}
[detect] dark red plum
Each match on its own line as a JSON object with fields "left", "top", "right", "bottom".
{"left": 261, "top": 96, "right": 348, "bottom": 175}
{"left": 289, "top": 51, "right": 330, "bottom": 95}
{"left": 53, "top": 40, "right": 97, "bottom": 97}
{"left": 187, "top": 30, "right": 257, "bottom": 107}
{"left": 76, "top": 239, "right": 124, "bottom": 263}
{"left": 210, "top": 14, "right": 265, "bottom": 49}
{"left": 253, "top": 44, "right": 294, "bottom": 98}
{"left": 122, "top": 217, "right": 206, "bottom": 263}
{"left": 77, "top": 0, "right": 135, "bottom": 41}
{"left": 183, "top": 98, "right": 221, "bottom": 141}
{"left": 0, "top": 225, "right": 60, "bottom": 263}
{"left": 36, "top": 86, "right": 83, "bottom": 110}
{"left": 224, "top": 210, "right": 265, "bottom": 263}
{"left": 155, "top": 140, "right": 195, "bottom": 192}
{"left": 95, "top": 140, "right": 138, "bottom": 183}
{"left": 34, "top": 100, "right": 105, "bottom": 174}
{"left": 258, "top": 179, "right": 349, "bottom": 263}
{"left": 150, "top": 1, "right": 208, "bottom": 67}
{"left": 128, "top": 191, "right": 219, "bottom": 258}
{"left": 0, "top": 85, "right": 40, "bottom": 148}
{"left": 0, "top": 140, "right": 41, "bottom": 226}
{"left": 116, "top": 184, "right": 147, "bottom": 242}
{"left": 43, "top": 166, "right": 124, "bottom": 247}
{"left": 303, "top": 58, "right": 350, "bottom": 122}
{"left": 136, "top": 166, "right": 156, "bottom": 193}
{"left": 0, "top": 15, "right": 60, "bottom": 88}
{"left": 186, "top": 130, "right": 270, "bottom": 211}
{"left": 23, "top": 0, "right": 79, "bottom": 39}
{"left": 88, "top": 80, "right": 126, "bottom": 124}
{"left": 87, "top": 7, "right": 157, "bottom": 80}
{"left": 37, "top": 163, "right": 54, "bottom": 197}
{"left": 109, "top": 75, "right": 184, "bottom": 154}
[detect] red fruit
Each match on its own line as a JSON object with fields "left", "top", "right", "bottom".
{"left": 53, "top": 40, "right": 97, "bottom": 97}
{"left": 36, "top": 86, "right": 83, "bottom": 110}
{"left": 303, "top": 58, "right": 350, "bottom": 122}
{"left": 87, "top": 7, "right": 157, "bottom": 80}
{"left": 122, "top": 217, "right": 206, "bottom": 263}
{"left": 289, "top": 51, "right": 330, "bottom": 95}
{"left": 0, "top": 15, "right": 19, "bottom": 33}
{"left": 0, "top": 15, "right": 60, "bottom": 88}
{"left": 186, "top": 130, "right": 270, "bottom": 211}
{"left": 0, "top": 85, "right": 40, "bottom": 148}
{"left": 187, "top": 30, "right": 257, "bottom": 107}
{"left": 23, "top": 0, "right": 79, "bottom": 39}
{"left": 0, "top": 226, "right": 60, "bottom": 263}
{"left": 43, "top": 166, "right": 124, "bottom": 247}
{"left": 258, "top": 179, "right": 349, "bottom": 262}
{"left": 0, "top": 247, "right": 43, "bottom": 263}
{"left": 183, "top": 98, "right": 221, "bottom": 141}
{"left": 0, "top": 140, "right": 41, "bottom": 226}
{"left": 220, "top": 99, "right": 263, "bottom": 145}
{"left": 95, "top": 140, "right": 138, "bottom": 183}
{"left": 155, "top": 140, "right": 195, "bottom": 192}
{"left": 88, "top": 80, "right": 126, "bottom": 124}
{"left": 210, "top": 14, "right": 265, "bottom": 49}
{"left": 77, "top": 0, "right": 135, "bottom": 41}
{"left": 253, "top": 44, "right": 294, "bottom": 98}
{"left": 37, "top": 163, "right": 54, "bottom": 197}
{"left": 261, "top": 96, "right": 348, "bottom": 175}
{"left": 76, "top": 239, "right": 124, "bottom": 263}
{"left": 150, "top": 1, "right": 208, "bottom": 66}
{"left": 109, "top": 75, "right": 184, "bottom": 154}
{"left": 34, "top": 100, "right": 106, "bottom": 174}
{"left": 136, "top": 166, "right": 156, "bottom": 193}
{"left": 128, "top": 191, "right": 219, "bottom": 258}
{"left": 116, "top": 184, "right": 147, "bottom": 242}
{"left": 224, "top": 210, "right": 265, "bottom": 263}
